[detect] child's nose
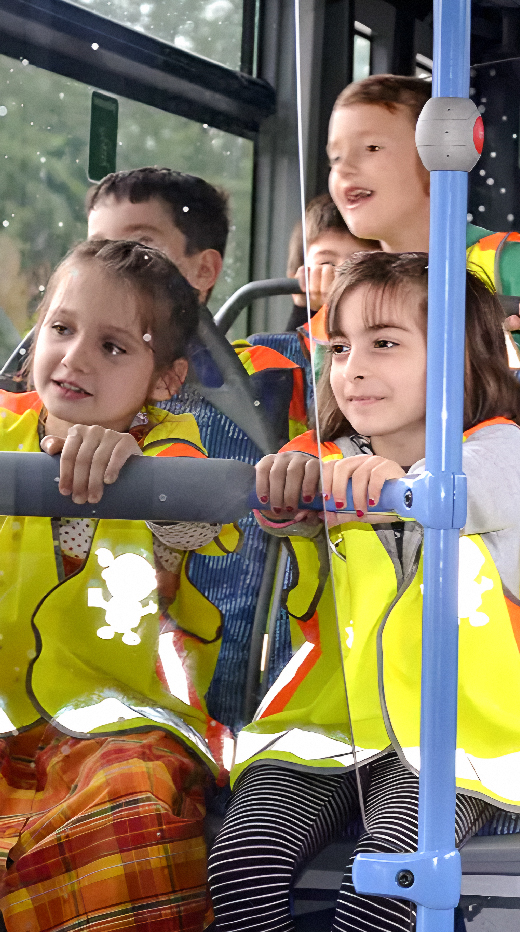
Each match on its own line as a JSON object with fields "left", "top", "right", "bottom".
{"left": 345, "top": 346, "right": 369, "bottom": 380}
{"left": 62, "top": 337, "right": 91, "bottom": 370}
{"left": 336, "top": 150, "right": 357, "bottom": 175}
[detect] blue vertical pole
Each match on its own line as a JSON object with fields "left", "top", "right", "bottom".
{"left": 418, "top": 2, "right": 471, "bottom": 931}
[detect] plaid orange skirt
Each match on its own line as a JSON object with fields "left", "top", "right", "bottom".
{"left": 0, "top": 725, "right": 213, "bottom": 932}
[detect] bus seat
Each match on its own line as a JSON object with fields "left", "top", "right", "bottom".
{"left": 247, "top": 330, "right": 313, "bottom": 410}
{"left": 163, "top": 331, "right": 310, "bottom": 731}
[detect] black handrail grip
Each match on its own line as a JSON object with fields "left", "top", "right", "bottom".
{"left": 214, "top": 279, "right": 303, "bottom": 333}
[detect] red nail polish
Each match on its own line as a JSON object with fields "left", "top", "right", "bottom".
{"left": 302, "top": 494, "right": 312, "bottom": 503}
{"left": 368, "top": 498, "right": 375, "bottom": 507}
{"left": 335, "top": 500, "right": 345, "bottom": 510}
{"left": 259, "top": 495, "right": 268, "bottom": 503}
{"left": 356, "top": 509, "right": 364, "bottom": 517}
{"left": 286, "top": 505, "right": 294, "bottom": 512}
{"left": 273, "top": 506, "right": 281, "bottom": 514}
{"left": 323, "top": 493, "right": 330, "bottom": 501}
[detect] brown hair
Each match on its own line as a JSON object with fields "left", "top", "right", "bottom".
{"left": 317, "top": 250, "right": 520, "bottom": 441}
{"left": 334, "top": 74, "right": 431, "bottom": 126}
{"left": 286, "top": 193, "right": 379, "bottom": 276}
{"left": 26, "top": 239, "right": 200, "bottom": 389}
{"left": 86, "top": 167, "right": 229, "bottom": 258}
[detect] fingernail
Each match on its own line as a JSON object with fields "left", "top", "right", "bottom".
{"left": 335, "top": 500, "right": 345, "bottom": 509}
{"left": 259, "top": 495, "right": 268, "bottom": 503}
{"left": 302, "top": 494, "right": 312, "bottom": 503}
{"left": 60, "top": 487, "right": 71, "bottom": 496}
{"left": 356, "top": 509, "right": 364, "bottom": 517}
{"left": 323, "top": 492, "right": 330, "bottom": 501}
{"left": 273, "top": 506, "right": 281, "bottom": 514}
{"left": 286, "top": 505, "right": 294, "bottom": 512}
{"left": 368, "top": 498, "right": 375, "bottom": 507}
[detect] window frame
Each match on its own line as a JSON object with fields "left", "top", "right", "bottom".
{"left": 0, "top": 0, "right": 275, "bottom": 139}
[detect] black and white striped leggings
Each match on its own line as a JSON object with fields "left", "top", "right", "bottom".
{"left": 208, "top": 751, "right": 496, "bottom": 932}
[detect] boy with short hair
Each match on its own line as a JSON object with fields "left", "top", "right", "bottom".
{"left": 286, "top": 192, "right": 378, "bottom": 330}
{"left": 325, "top": 73, "right": 520, "bottom": 343}
{"left": 86, "top": 166, "right": 228, "bottom": 304}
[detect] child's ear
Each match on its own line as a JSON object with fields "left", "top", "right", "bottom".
{"left": 149, "top": 358, "right": 188, "bottom": 401}
{"left": 190, "top": 249, "right": 223, "bottom": 303}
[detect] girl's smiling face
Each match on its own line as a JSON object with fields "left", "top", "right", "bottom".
{"left": 329, "top": 282, "right": 427, "bottom": 466}
{"left": 32, "top": 262, "right": 158, "bottom": 437}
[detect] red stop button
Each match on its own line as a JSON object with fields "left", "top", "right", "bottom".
{"left": 473, "top": 115, "right": 484, "bottom": 154}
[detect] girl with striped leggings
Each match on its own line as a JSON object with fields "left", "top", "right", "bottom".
{"left": 209, "top": 252, "right": 520, "bottom": 931}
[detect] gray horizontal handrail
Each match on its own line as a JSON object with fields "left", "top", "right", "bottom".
{"left": 1, "top": 453, "right": 444, "bottom": 525}
{"left": 0, "top": 453, "right": 255, "bottom": 523}
{"left": 214, "top": 278, "right": 302, "bottom": 333}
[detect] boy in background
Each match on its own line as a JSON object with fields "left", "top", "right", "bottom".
{"left": 286, "top": 192, "right": 378, "bottom": 331}
{"left": 310, "top": 74, "right": 520, "bottom": 351}
{"left": 87, "top": 166, "right": 227, "bottom": 304}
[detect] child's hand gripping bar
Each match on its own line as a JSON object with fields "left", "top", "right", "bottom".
{"left": 0, "top": 452, "right": 256, "bottom": 524}
{"left": 0, "top": 454, "right": 466, "bottom": 529}
{"left": 249, "top": 470, "right": 467, "bottom": 529}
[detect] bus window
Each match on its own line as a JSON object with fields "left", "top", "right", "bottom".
{"left": 65, "top": 0, "right": 244, "bottom": 71}
{"left": 468, "top": 59, "right": 520, "bottom": 233}
{"left": 0, "top": 53, "right": 253, "bottom": 365}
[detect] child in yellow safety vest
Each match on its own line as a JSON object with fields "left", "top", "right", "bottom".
{"left": 0, "top": 239, "right": 241, "bottom": 932}
{"left": 209, "top": 251, "right": 520, "bottom": 932}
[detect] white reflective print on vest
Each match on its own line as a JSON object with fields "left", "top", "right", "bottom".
{"left": 87, "top": 548, "right": 157, "bottom": 646}
{"left": 458, "top": 537, "right": 494, "bottom": 627}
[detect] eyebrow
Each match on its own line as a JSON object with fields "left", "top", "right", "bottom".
{"left": 312, "top": 249, "right": 341, "bottom": 260}
{"left": 120, "top": 222, "right": 161, "bottom": 234}
{"left": 365, "top": 321, "right": 410, "bottom": 332}
{"left": 47, "top": 308, "right": 142, "bottom": 346}
{"left": 329, "top": 322, "right": 409, "bottom": 339}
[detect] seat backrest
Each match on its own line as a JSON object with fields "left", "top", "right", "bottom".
{"left": 163, "top": 331, "right": 312, "bottom": 731}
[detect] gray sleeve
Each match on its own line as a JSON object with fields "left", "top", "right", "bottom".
{"left": 409, "top": 424, "right": 520, "bottom": 535}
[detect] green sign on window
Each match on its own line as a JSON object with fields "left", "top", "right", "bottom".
{"left": 88, "top": 91, "right": 118, "bottom": 181}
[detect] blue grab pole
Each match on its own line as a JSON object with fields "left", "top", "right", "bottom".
{"left": 417, "top": 3, "right": 471, "bottom": 930}
{"left": 351, "top": 1, "right": 473, "bottom": 929}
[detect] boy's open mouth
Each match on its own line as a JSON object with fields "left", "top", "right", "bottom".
{"left": 345, "top": 188, "right": 373, "bottom": 205}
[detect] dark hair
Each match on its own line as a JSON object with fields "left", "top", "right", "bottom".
{"left": 317, "top": 250, "right": 520, "bottom": 441}
{"left": 286, "top": 193, "right": 379, "bottom": 276}
{"left": 27, "top": 239, "right": 200, "bottom": 388}
{"left": 86, "top": 167, "right": 230, "bottom": 258}
{"left": 334, "top": 74, "right": 431, "bottom": 126}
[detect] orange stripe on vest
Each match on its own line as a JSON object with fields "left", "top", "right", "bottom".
{"left": 156, "top": 443, "right": 206, "bottom": 458}
{"left": 258, "top": 612, "right": 322, "bottom": 718}
{"left": 0, "top": 391, "right": 42, "bottom": 416}
{"left": 463, "top": 416, "right": 517, "bottom": 439}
